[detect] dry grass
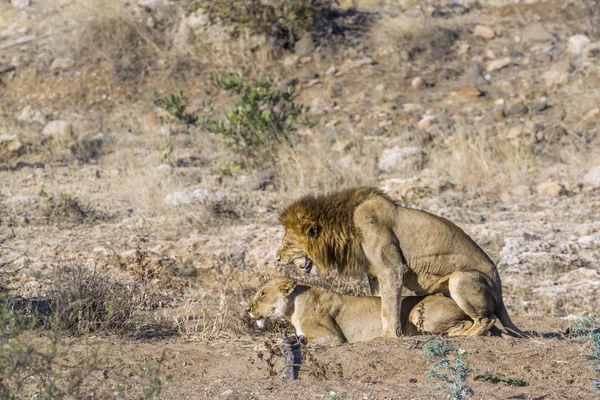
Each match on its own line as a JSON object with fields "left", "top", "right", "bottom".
{"left": 276, "top": 132, "right": 379, "bottom": 199}
{"left": 431, "top": 124, "right": 539, "bottom": 192}
{"left": 370, "top": 14, "right": 463, "bottom": 66}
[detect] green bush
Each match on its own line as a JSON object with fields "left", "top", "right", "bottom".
{"left": 191, "top": 0, "right": 338, "bottom": 46}
{"left": 152, "top": 90, "right": 198, "bottom": 125}
{"left": 203, "top": 73, "right": 306, "bottom": 168}
{"left": 572, "top": 314, "right": 600, "bottom": 391}
{"left": 423, "top": 336, "right": 473, "bottom": 400}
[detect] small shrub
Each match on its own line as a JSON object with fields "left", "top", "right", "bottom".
{"left": 191, "top": 0, "right": 339, "bottom": 48}
{"left": 152, "top": 90, "right": 198, "bottom": 125}
{"left": 202, "top": 73, "right": 305, "bottom": 168}
{"left": 572, "top": 314, "right": 600, "bottom": 391}
{"left": 423, "top": 336, "right": 474, "bottom": 400}
{"left": 0, "top": 297, "right": 171, "bottom": 399}
{"left": 39, "top": 186, "right": 104, "bottom": 224}
{"left": 48, "top": 265, "right": 142, "bottom": 335}
{"left": 474, "top": 371, "right": 528, "bottom": 387}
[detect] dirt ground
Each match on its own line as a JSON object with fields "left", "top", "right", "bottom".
{"left": 1, "top": 0, "right": 600, "bottom": 398}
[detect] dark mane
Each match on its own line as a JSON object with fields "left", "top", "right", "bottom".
{"left": 279, "top": 187, "right": 392, "bottom": 276}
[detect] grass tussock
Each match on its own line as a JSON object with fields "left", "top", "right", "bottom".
{"left": 370, "top": 14, "right": 462, "bottom": 64}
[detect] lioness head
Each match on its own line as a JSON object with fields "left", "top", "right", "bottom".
{"left": 247, "top": 278, "right": 297, "bottom": 329}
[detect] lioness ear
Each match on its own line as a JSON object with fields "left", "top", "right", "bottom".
{"left": 305, "top": 224, "right": 318, "bottom": 239}
{"left": 279, "top": 279, "right": 297, "bottom": 297}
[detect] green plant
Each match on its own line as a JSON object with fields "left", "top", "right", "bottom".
{"left": 572, "top": 314, "right": 600, "bottom": 391}
{"left": 152, "top": 90, "right": 198, "bottom": 125}
{"left": 423, "top": 336, "right": 474, "bottom": 400}
{"left": 203, "top": 73, "right": 305, "bottom": 168}
{"left": 474, "top": 371, "right": 528, "bottom": 387}
{"left": 191, "top": 0, "right": 339, "bottom": 46}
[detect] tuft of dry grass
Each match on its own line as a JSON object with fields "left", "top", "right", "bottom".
{"left": 276, "top": 132, "right": 379, "bottom": 200}
{"left": 370, "top": 14, "right": 463, "bottom": 66}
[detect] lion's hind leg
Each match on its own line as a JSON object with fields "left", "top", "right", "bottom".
{"left": 447, "top": 270, "right": 497, "bottom": 336}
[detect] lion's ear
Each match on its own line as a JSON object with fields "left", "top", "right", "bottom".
{"left": 279, "top": 279, "right": 297, "bottom": 297}
{"left": 305, "top": 224, "right": 318, "bottom": 239}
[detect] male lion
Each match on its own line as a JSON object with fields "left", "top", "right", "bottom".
{"left": 247, "top": 278, "right": 491, "bottom": 345}
{"left": 276, "top": 187, "right": 525, "bottom": 338}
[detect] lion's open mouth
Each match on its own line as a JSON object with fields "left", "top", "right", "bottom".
{"left": 292, "top": 256, "right": 313, "bottom": 273}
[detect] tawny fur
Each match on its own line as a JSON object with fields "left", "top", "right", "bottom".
{"left": 247, "top": 278, "right": 485, "bottom": 345}
{"left": 276, "top": 186, "right": 526, "bottom": 338}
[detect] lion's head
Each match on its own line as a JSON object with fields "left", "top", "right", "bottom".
{"left": 277, "top": 187, "right": 380, "bottom": 276}
{"left": 246, "top": 278, "right": 297, "bottom": 328}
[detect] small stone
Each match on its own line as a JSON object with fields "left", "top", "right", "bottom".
{"left": 411, "top": 77, "right": 425, "bottom": 89}
{"left": 522, "top": 23, "right": 554, "bottom": 43}
{"left": 417, "top": 115, "right": 436, "bottom": 130}
{"left": 378, "top": 146, "right": 427, "bottom": 173}
{"left": 220, "top": 389, "right": 234, "bottom": 397}
{"left": 326, "top": 64, "right": 337, "bottom": 75}
{"left": 568, "top": 34, "right": 591, "bottom": 56}
{"left": 485, "top": 49, "right": 496, "bottom": 59}
{"left": 42, "top": 120, "right": 74, "bottom": 142}
{"left": 50, "top": 57, "right": 75, "bottom": 70}
{"left": 294, "top": 34, "right": 315, "bottom": 56}
{"left": 11, "top": 0, "right": 30, "bottom": 8}
{"left": 472, "top": 25, "right": 495, "bottom": 40}
{"left": 486, "top": 57, "right": 512, "bottom": 72}
{"left": 583, "top": 165, "right": 600, "bottom": 187}
{"left": 356, "top": 57, "right": 375, "bottom": 66}
{"left": 542, "top": 60, "right": 572, "bottom": 90}
{"left": 583, "top": 41, "right": 600, "bottom": 57}
{"left": 584, "top": 108, "right": 600, "bottom": 122}
{"left": 457, "top": 86, "right": 483, "bottom": 98}
{"left": 507, "top": 102, "right": 529, "bottom": 117}
{"left": 536, "top": 181, "right": 567, "bottom": 197}
{"left": 462, "top": 62, "right": 485, "bottom": 85}
{"left": 492, "top": 108, "right": 505, "bottom": 121}
{"left": 187, "top": 9, "right": 209, "bottom": 29}
{"left": 0, "top": 134, "right": 23, "bottom": 157}
{"left": 164, "top": 186, "right": 226, "bottom": 206}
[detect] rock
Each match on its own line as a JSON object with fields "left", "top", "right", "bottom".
{"left": 457, "top": 86, "right": 483, "bottom": 98}
{"left": 187, "top": 9, "right": 209, "bottom": 29}
{"left": 294, "top": 34, "right": 315, "bottom": 56}
{"left": 542, "top": 60, "right": 572, "bottom": 90}
{"left": 0, "top": 134, "right": 23, "bottom": 158}
{"left": 378, "top": 146, "right": 427, "bottom": 173}
{"left": 17, "top": 105, "right": 45, "bottom": 125}
{"left": 472, "top": 25, "right": 495, "bottom": 40}
{"left": 583, "top": 165, "right": 600, "bottom": 187}
{"left": 583, "top": 41, "right": 600, "bottom": 57}
{"left": 568, "top": 34, "right": 591, "bottom": 56}
{"left": 42, "top": 120, "right": 74, "bottom": 142}
{"left": 536, "top": 181, "right": 567, "bottom": 197}
{"left": 522, "top": 23, "right": 554, "bottom": 43}
{"left": 486, "top": 57, "right": 512, "bottom": 72}
{"left": 137, "top": 0, "right": 162, "bottom": 10}
{"left": 220, "top": 389, "right": 234, "bottom": 397}
{"left": 326, "top": 64, "right": 337, "bottom": 75}
{"left": 411, "top": 76, "right": 425, "bottom": 89}
{"left": 238, "top": 169, "right": 276, "bottom": 191}
{"left": 417, "top": 116, "right": 436, "bottom": 130}
{"left": 50, "top": 57, "right": 75, "bottom": 71}
{"left": 584, "top": 108, "right": 600, "bottom": 122}
{"left": 507, "top": 102, "right": 529, "bottom": 117}
{"left": 462, "top": 62, "right": 485, "bottom": 85}
{"left": 164, "top": 187, "right": 226, "bottom": 206}
{"left": 11, "top": 0, "right": 30, "bottom": 8}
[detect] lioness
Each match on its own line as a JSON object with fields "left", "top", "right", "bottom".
{"left": 247, "top": 278, "right": 485, "bottom": 345}
{"left": 276, "top": 187, "right": 525, "bottom": 338}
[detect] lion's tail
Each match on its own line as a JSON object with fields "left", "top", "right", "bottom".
{"left": 495, "top": 299, "right": 532, "bottom": 338}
